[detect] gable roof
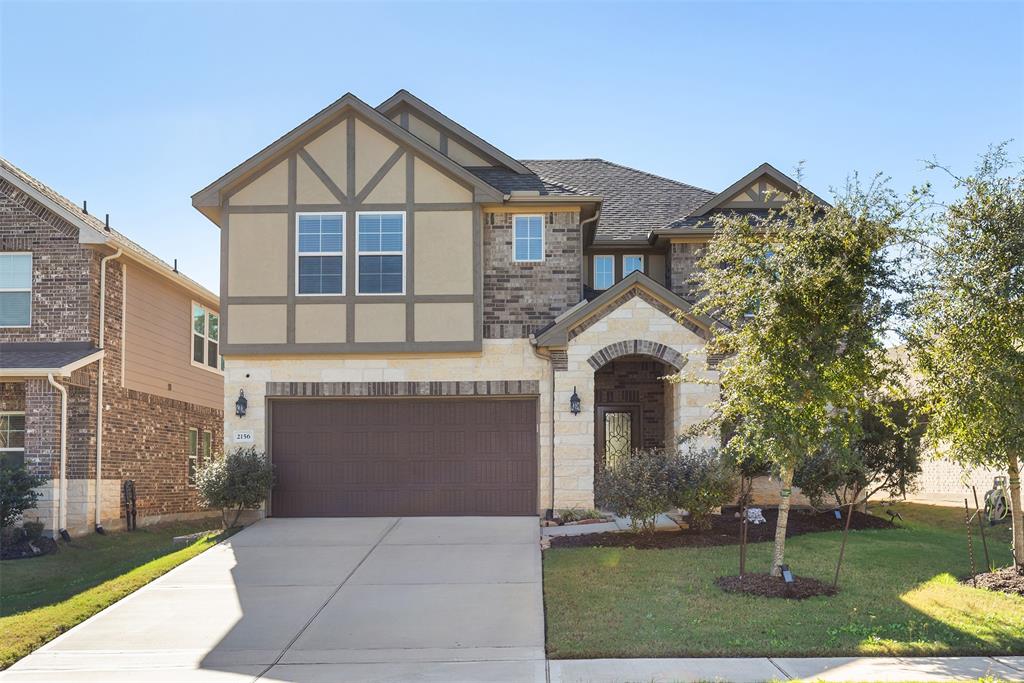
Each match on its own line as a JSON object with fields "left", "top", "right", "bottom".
{"left": 377, "top": 90, "right": 533, "bottom": 175}
{"left": 0, "top": 156, "right": 218, "bottom": 307}
{"left": 192, "top": 92, "right": 505, "bottom": 224}
{"left": 655, "top": 163, "right": 830, "bottom": 234}
{"left": 521, "top": 159, "right": 715, "bottom": 243}
{"left": 532, "top": 270, "right": 725, "bottom": 347}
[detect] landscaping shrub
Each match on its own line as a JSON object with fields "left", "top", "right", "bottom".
{"left": 22, "top": 520, "right": 44, "bottom": 540}
{"left": 196, "top": 447, "right": 274, "bottom": 528}
{"left": 670, "top": 447, "right": 737, "bottom": 530}
{"left": 1, "top": 464, "right": 45, "bottom": 529}
{"left": 596, "top": 448, "right": 676, "bottom": 533}
{"left": 557, "top": 508, "right": 604, "bottom": 524}
{"left": 794, "top": 399, "right": 924, "bottom": 510}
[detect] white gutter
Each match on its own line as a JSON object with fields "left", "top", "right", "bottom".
{"left": 95, "top": 249, "right": 122, "bottom": 533}
{"left": 46, "top": 373, "right": 69, "bottom": 540}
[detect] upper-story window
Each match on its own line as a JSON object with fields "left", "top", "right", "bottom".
{"left": 357, "top": 212, "right": 405, "bottom": 294}
{"left": 0, "top": 412, "right": 25, "bottom": 468}
{"left": 297, "top": 213, "right": 344, "bottom": 295}
{"left": 192, "top": 302, "right": 221, "bottom": 372}
{"left": 593, "top": 255, "right": 614, "bottom": 290}
{"left": 0, "top": 253, "right": 32, "bottom": 328}
{"left": 624, "top": 255, "right": 645, "bottom": 277}
{"left": 513, "top": 215, "right": 544, "bottom": 262}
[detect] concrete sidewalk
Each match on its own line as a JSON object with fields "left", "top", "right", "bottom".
{"left": 550, "top": 656, "right": 1024, "bottom": 683}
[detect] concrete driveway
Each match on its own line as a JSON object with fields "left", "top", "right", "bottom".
{"left": 1, "top": 517, "right": 545, "bottom": 682}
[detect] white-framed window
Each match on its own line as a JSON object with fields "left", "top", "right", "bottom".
{"left": 593, "top": 255, "right": 614, "bottom": 290}
{"left": 0, "top": 253, "right": 32, "bottom": 328}
{"left": 0, "top": 412, "right": 26, "bottom": 468}
{"left": 187, "top": 428, "right": 198, "bottom": 486}
{"left": 191, "top": 303, "right": 221, "bottom": 373}
{"left": 513, "top": 215, "right": 544, "bottom": 262}
{"left": 623, "top": 254, "right": 645, "bottom": 276}
{"left": 357, "top": 212, "right": 405, "bottom": 295}
{"left": 202, "top": 430, "right": 212, "bottom": 464}
{"left": 297, "top": 213, "right": 344, "bottom": 295}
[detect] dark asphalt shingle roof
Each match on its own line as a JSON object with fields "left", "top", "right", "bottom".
{"left": 521, "top": 159, "right": 715, "bottom": 242}
{"left": 467, "top": 167, "right": 583, "bottom": 198}
{"left": 0, "top": 343, "right": 101, "bottom": 371}
{"left": 664, "top": 208, "right": 773, "bottom": 231}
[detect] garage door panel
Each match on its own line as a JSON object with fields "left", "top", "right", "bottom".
{"left": 270, "top": 398, "right": 537, "bottom": 516}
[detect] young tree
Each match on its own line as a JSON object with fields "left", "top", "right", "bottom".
{"left": 909, "top": 145, "right": 1024, "bottom": 568}
{"left": 693, "top": 176, "right": 911, "bottom": 576}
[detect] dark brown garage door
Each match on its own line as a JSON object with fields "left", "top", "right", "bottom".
{"left": 269, "top": 398, "right": 538, "bottom": 517}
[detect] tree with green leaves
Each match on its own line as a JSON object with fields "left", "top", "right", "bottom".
{"left": 909, "top": 145, "right": 1024, "bottom": 568}
{"left": 692, "top": 176, "right": 913, "bottom": 576}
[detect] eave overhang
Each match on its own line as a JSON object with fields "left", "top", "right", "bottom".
{"left": 531, "top": 271, "right": 726, "bottom": 348}
{"left": 191, "top": 92, "right": 506, "bottom": 225}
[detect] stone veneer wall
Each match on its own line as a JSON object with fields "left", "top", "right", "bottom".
{"left": 668, "top": 241, "right": 708, "bottom": 302}
{"left": 554, "top": 295, "right": 720, "bottom": 509}
{"left": 224, "top": 339, "right": 553, "bottom": 512}
{"left": 482, "top": 210, "right": 582, "bottom": 339}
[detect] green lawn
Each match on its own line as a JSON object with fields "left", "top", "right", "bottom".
{"left": 0, "top": 520, "right": 226, "bottom": 669}
{"left": 544, "top": 503, "right": 1024, "bottom": 659}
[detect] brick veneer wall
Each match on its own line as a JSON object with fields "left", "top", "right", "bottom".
{"left": 1, "top": 177, "right": 223, "bottom": 530}
{"left": 594, "top": 358, "right": 671, "bottom": 450}
{"left": 668, "top": 241, "right": 707, "bottom": 302}
{"left": 483, "top": 210, "right": 582, "bottom": 338}
{"left": 0, "top": 181, "right": 94, "bottom": 343}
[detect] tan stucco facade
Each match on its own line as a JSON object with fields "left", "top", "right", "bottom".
{"left": 220, "top": 111, "right": 481, "bottom": 354}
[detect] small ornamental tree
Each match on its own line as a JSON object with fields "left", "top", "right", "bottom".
{"left": 197, "top": 447, "right": 275, "bottom": 528}
{"left": 1, "top": 464, "right": 46, "bottom": 529}
{"left": 692, "top": 174, "right": 915, "bottom": 576}
{"left": 794, "top": 398, "right": 925, "bottom": 509}
{"left": 595, "top": 448, "right": 676, "bottom": 533}
{"left": 909, "top": 145, "right": 1024, "bottom": 568}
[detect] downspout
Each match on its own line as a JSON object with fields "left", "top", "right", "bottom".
{"left": 95, "top": 248, "right": 122, "bottom": 533}
{"left": 46, "top": 373, "right": 70, "bottom": 541}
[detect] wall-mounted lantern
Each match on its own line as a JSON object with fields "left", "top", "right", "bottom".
{"left": 569, "top": 386, "right": 581, "bottom": 415}
{"left": 235, "top": 389, "right": 248, "bottom": 418}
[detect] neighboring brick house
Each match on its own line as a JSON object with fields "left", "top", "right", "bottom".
{"left": 192, "top": 90, "right": 814, "bottom": 517}
{"left": 0, "top": 158, "right": 223, "bottom": 537}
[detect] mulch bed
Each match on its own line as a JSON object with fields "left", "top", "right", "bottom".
{"left": 1, "top": 535, "right": 58, "bottom": 560}
{"left": 961, "top": 566, "right": 1024, "bottom": 596}
{"left": 715, "top": 572, "right": 838, "bottom": 599}
{"left": 548, "top": 508, "right": 893, "bottom": 550}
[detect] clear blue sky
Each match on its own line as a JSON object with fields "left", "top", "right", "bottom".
{"left": 2, "top": 1, "right": 1021, "bottom": 292}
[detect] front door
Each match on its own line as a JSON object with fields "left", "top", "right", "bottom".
{"left": 595, "top": 405, "right": 640, "bottom": 483}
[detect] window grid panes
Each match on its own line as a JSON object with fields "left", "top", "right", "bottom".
{"left": 358, "top": 213, "right": 405, "bottom": 294}
{"left": 202, "top": 430, "right": 212, "bottom": 464}
{"left": 513, "top": 216, "right": 544, "bottom": 262}
{"left": 192, "top": 303, "right": 221, "bottom": 371}
{"left": 624, "top": 255, "right": 644, "bottom": 276}
{"left": 0, "top": 253, "right": 32, "bottom": 327}
{"left": 594, "top": 255, "right": 614, "bottom": 289}
{"left": 298, "top": 214, "right": 344, "bottom": 295}
{"left": 187, "top": 428, "right": 198, "bottom": 485}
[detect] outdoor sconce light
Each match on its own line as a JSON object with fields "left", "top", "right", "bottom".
{"left": 235, "top": 389, "right": 248, "bottom": 418}
{"left": 569, "top": 387, "right": 581, "bottom": 415}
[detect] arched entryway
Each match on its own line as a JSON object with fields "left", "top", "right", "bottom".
{"left": 590, "top": 342, "right": 683, "bottom": 506}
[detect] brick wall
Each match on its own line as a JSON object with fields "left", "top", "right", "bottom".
{"left": 483, "top": 210, "right": 582, "bottom": 338}
{"left": 594, "top": 357, "right": 670, "bottom": 450}
{"left": 0, "top": 181, "right": 94, "bottom": 343}
{"left": 0, "top": 382, "right": 24, "bottom": 412}
{"left": 668, "top": 241, "right": 707, "bottom": 302}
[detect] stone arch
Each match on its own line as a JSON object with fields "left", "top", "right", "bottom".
{"left": 586, "top": 339, "right": 687, "bottom": 372}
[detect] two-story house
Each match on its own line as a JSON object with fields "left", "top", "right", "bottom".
{"left": 0, "top": 158, "right": 223, "bottom": 537}
{"left": 193, "top": 90, "right": 810, "bottom": 518}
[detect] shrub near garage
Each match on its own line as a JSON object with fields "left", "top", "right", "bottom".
{"left": 196, "top": 447, "right": 274, "bottom": 529}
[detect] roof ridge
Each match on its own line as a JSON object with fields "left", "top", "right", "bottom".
{"left": 0, "top": 155, "right": 216, "bottom": 300}
{"left": 521, "top": 158, "right": 716, "bottom": 196}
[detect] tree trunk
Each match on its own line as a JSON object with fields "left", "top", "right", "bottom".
{"left": 1007, "top": 452, "right": 1023, "bottom": 569}
{"left": 770, "top": 465, "right": 795, "bottom": 577}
